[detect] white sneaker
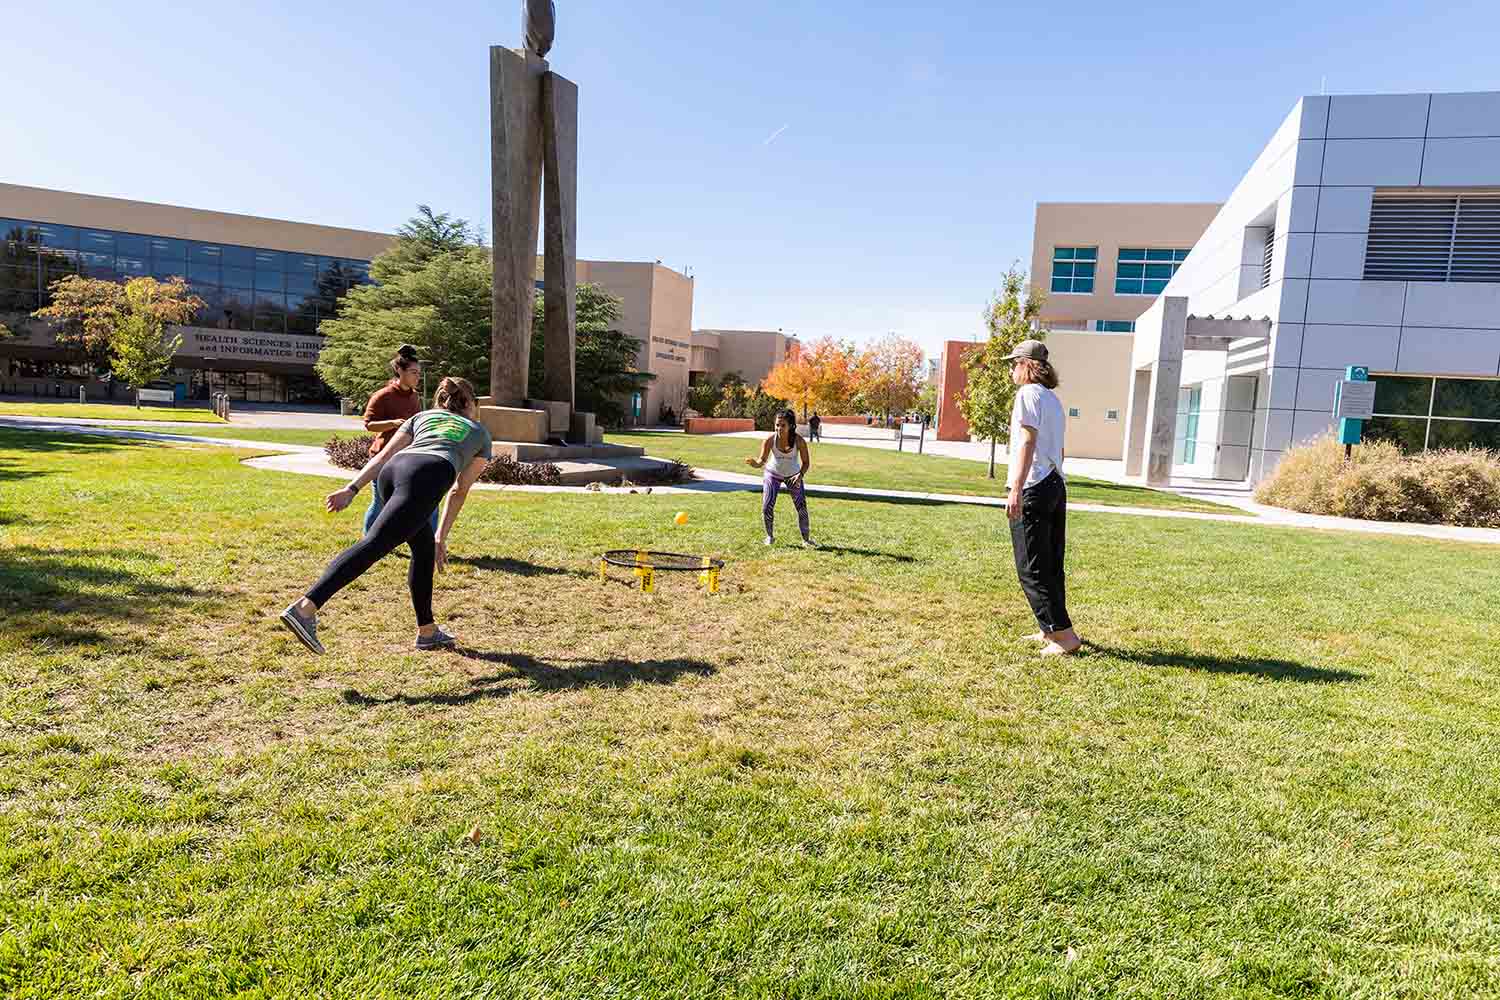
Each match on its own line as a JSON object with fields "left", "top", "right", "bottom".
{"left": 801, "top": 538, "right": 819, "bottom": 549}
{"left": 763, "top": 535, "right": 774, "bottom": 546}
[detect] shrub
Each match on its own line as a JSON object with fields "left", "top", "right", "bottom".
{"left": 478, "top": 455, "right": 562, "bottom": 486}
{"left": 325, "top": 435, "right": 376, "bottom": 471}
{"left": 627, "top": 459, "right": 695, "bottom": 487}
{"left": 1255, "top": 433, "right": 1500, "bottom": 527}
{"left": 326, "top": 436, "right": 562, "bottom": 487}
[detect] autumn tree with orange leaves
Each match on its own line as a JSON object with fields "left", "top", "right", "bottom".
{"left": 851, "top": 334, "right": 925, "bottom": 423}
{"left": 762, "top": 337, "right": 858, "bottom": 418}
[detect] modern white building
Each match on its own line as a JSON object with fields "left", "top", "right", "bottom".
{"left": 1124, "top": 91, "right": 1500, "bottom": 484}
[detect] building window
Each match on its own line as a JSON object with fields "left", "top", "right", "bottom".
{"left": 0, "top": 216, "right": 372, "bottom": 335}
{"left": 1092, "top": 320, "right": 1135, "bottom": 332}
{"left": 1364, "top": 191, "right": 1500, "bottom": 282}
{"left": 1106, "top": 409, "right": 1120, "bottom": 421}
{"left": 1050, "top": 247, "right": 1097, "bottom": 294}
{"left": 1261, "top": 227, "right": 1275, "bottom": 289}
{"left": 1366, "top": 374, "right": 1500, "bottom": 452}
{"left": 1115, "top": 248, "right": 1189, "bottom": 295}
{"left": 1068, "top": 407, "right": 1080, "bottom": 418}
{"left": 1173, "top": 386, "right": 1201, "bottom": 464}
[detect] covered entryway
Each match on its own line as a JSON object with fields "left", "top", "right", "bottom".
{"left": 1123, "top": 296, "right": 1271, "bottom": 486}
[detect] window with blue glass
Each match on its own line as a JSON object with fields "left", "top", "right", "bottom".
{"left": 1115, "top": 248, "right": 1189, "bottom": 295}
{"left": 1092, "top": 320, "right": 1135, "bottom": 332}
{"left": 1051, "top": 247, "right": 1097, "bottom": 294}
{"left": 0, "top": 217, "right": 371, "bottom": 335}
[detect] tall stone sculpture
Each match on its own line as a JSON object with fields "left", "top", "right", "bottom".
{"left": 489, "top": 0, "right": 577, "bottom": 432}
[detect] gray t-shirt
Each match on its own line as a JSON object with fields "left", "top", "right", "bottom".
{"left": 399, "top": 409, "right": 494, "bottom": 473}
{"left": 1010, "top": 384, "right": 1065, "bottom": 489}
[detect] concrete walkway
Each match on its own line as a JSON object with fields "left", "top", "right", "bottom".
{"left": 6, "top": 415, "right": 1500, "bottom": 545}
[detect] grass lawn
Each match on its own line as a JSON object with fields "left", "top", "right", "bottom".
{"left": 0, "top": 401, "right": 225, "bottom": 424}
{"left": 609, "top": 430, "right": 1239, "bottom": 514}
{"left": 4, "top": 428, "right": 1500, "bottom": 997}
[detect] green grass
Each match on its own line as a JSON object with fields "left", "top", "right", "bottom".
{"left": 0, "top": 401, "right": 225, "bottom": 423}
{"left": 4, "top": 428, "right": 1500, "bottom": 998}
{"left": 609, "top": 430, "right": 1239, "bottom": 513}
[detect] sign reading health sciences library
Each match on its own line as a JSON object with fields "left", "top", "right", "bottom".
{"left": 180, "top": 329, "right": 325, "bottom": 364}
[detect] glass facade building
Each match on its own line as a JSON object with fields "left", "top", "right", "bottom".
{"left": 1, "top": 218, "right": 372, "bottom": 335}
{"left": 1, "top": 217, "right": 375, "bottom": 401}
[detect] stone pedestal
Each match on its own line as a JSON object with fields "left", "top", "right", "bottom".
{"left": 478, "top": 405, "right": 549, "bottom": 444}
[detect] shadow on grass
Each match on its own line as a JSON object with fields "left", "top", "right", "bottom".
{"left": 0, "top": 546, "right": 217, "bottom": 639}
{"left": 342, "top": 650, "right": 716, "bottom": 706}
{"left": 815, "top": 545, "right": 917, "bottom": 563}
{"left": 1084, "top": 642, "right": 1362, "bottom": 684}
{"left": 446, "top": 554, "right": 592, "bottom": 579}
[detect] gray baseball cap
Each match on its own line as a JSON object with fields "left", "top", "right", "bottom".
{"left": 1001, "top": 339, "right": 1049, "bottom": 362}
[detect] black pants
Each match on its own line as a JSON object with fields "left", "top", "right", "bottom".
{"left": 306, "top": 453, "right": 456, "bottom": 626}
{"left": 1010, "top": 470, "right": 1071, "bottom": 633}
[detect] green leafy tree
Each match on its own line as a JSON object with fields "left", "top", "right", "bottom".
{"left": 373, "top": 205, "right": 481, "bottom": 282}
{"left": 958, "top": 266, "right": 1046, "bottom": 478}
{"left": 917, "top": 380, "right": 938, "bottom": 419}
{"left": 316, "top": 242, "right": 492, "bottom": 406}
{"left": 687, "top": 375, "right": 727, "bottom": 417}
{"left": 717, "top": 382, "right": 788, "bottom": 430}
{"left": 34, "top": 276, "right": 203, "bottom": 406}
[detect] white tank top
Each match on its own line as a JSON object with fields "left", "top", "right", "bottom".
{"left": 766, "top": 436, "right": 802, "bottom": 478}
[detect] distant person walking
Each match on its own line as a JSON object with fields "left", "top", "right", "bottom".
{"left": 809, "top": 412, "right": 822, "bottom": 442}
{"left": 280, "top": 377, "right": 494, "bottom": 654}
{"left": 361, "top": 345, "right": 436, "bottom": 537}
{"left": 746, "top": 409, "right": 816, "bottom": 548}
{"left": 1003, "top": 340, "right": 1080, "bottom": 656}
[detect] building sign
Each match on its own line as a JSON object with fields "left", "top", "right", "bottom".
{"left": 180, "top": 328, "right": 325, "bottom": 365}
{"left": 1335, "top": 366, "right": 1375, "bottom": 447}
{"left": 1, "top": 320, "right": 325, "bottom": 368}
{"left": 650, "top": 336, "right": 688, "bottom": 364}
{"left": 1334, "top": 379, "right": 1376, "bottom": 420}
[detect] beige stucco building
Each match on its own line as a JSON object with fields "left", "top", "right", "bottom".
{"left": 689, "top": 328, "right": 799, "bottom": 390}
{"left": 0, "top": 183, "right": 694, "bottom": 416}
{"left": 936, "top": 202, "right": 1220, "bottom": 458}
{"left": 572, "top": 260, "right": 695, "bottom": 424}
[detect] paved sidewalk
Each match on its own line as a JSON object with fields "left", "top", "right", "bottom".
{"left": 8, "top": 416, "right": 1500, "bottom": 545}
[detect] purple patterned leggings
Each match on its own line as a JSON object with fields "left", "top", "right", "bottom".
{"left": 763, "top": 472, "right": 810, "bottom": 541}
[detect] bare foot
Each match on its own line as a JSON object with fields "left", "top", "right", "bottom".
{"left": 1025, "top": 631, "right": 1048, "bottom": 643}
{"left": 1040, "top": 640, "right": 1081, "bottom": 657}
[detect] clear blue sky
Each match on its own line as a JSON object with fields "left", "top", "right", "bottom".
{"left": 6, "top": 1, "right": 1499, "bottom": 359}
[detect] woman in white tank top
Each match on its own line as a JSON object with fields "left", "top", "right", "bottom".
{"left": 745, "top": 409, "right": 817, "bottom": 547}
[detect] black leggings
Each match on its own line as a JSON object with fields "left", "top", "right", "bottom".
{"left": 305, "top": 453, "right": 456, "bottom": 626}
{"left": 1010, "top": 470, "right": 1071, "bottom": 634}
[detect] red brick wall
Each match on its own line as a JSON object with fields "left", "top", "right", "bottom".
{"left": 936, "top": 341, "right": 980, "bottom": 441}
{"left": 684, "top": 417, "right": 754, "bottom": 434}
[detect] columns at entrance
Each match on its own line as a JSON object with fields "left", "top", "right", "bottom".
{"left": 1123, "top": 296, "right": 1188, "bottom": 486}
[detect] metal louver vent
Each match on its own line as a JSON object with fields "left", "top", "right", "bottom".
{"left": 1452, "top": 196, "right": 1500, "bottom": 281}
{"left": 1364, "top": 192, "right": 1500, "bottom": 282}
{"left": 1260, "top": 226, "right": 1274, "bottom": 288}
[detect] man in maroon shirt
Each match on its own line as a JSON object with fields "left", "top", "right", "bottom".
{"left": 361, "top": 346, "right": 432, "bottom": 535}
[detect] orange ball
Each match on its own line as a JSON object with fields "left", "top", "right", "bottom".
{"left": 674, "top": 511, "right": 689, "bottom": 526}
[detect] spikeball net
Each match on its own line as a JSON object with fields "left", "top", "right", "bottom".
{"left": 599, "top": 550, "right": 725, "bottom": 594}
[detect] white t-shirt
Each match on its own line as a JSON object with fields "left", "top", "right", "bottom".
{"left": 1010, "top": 383, "right": 1065, "bottom": 489}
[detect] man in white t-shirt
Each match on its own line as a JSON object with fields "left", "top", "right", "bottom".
{"left": 1003, "top": 339, "right": 1080, "bottom": 656}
